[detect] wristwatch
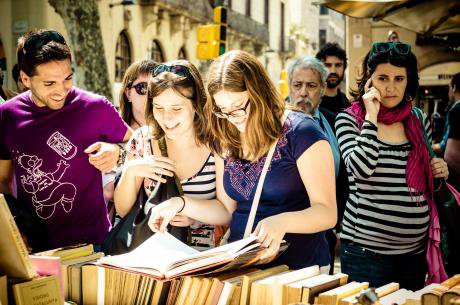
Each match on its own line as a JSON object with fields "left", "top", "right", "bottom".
{"left": 117, "top": 143, "right": 127, "bottom": 166}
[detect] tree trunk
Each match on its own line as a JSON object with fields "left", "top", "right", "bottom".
{"left": 48, "top": 0, "right": 112, "bottom": 101}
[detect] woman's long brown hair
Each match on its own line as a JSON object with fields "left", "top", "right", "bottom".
{"left": 205, "top": 50, "right": 285, "bottom": 161}
{"left": 145, "top": 60, "right": 210, "bottom": 146}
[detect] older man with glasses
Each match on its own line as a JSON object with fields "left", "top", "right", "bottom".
{"left": 287, "top": 56, "right": 349, "bottom": 274}
{"left": 0, "top": 29, "right": 131, "bottom": 251}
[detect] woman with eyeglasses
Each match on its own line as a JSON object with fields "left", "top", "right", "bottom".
{"left": 148, "top": 51, "right": 337, "bottom": 271}
{"left": 115, "top": 60, "right": 221, "bottom": 250}
{"left": 335, "top": 42, "right": 449, "bottom": 289}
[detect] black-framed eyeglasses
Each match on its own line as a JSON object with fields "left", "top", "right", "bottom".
{"left": 213, "top": 99, "right": 250, "bottom": 119}
{"left": 23, "top": 30, "right": 66, "bottom": 55}
{"left": 129, "top": 82, "right": 147, "bottom": 95}
{"left": 370, "top": 42, "right": 411, "bottom": 58}
{"left": 153, "top": 64, "right": 192, "bottom": 80}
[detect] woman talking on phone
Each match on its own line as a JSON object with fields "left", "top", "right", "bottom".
{"left": 335, "top": 42, "right": 449, "bottom": 289}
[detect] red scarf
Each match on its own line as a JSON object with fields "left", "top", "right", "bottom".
{"left": 346, "top": 99, "right": 433, "bottom": 201}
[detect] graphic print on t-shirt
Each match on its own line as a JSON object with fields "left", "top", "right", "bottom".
{"left": 16, "top": 131, "right": 77, "bottom": 219}
{"left": 46, "top": 131, "right": 78, "bottom": 160}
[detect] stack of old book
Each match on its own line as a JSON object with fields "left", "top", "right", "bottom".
{"left": 31, "top": 242, "right": 104, "bottom": 304}
{"left": 421, "top": 275, "right": 460, "bottom": 305}
{"left": 0, "top": 194, "right": 62, "bottom": 305}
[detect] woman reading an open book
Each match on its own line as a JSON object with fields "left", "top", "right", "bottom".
{"left": 114, "top": 60, "right": 220, "bottom": 250}
{"left": 148, "top": 51, "right": 337, "bottom": 271}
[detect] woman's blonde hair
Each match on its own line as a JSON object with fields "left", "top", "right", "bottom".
{"left": 145, "top": 60, "right": 210, "bottom": 145}
{"left": 205, "top": 50, "right": 285, "bottom": 161}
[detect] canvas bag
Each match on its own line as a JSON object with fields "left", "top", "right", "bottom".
{"left": 102, "top": 137, "right": 189, "bottom": 255}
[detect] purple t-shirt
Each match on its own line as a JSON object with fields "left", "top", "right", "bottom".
{"left": 0, "top": 87, "right": 128, "bottom": 248}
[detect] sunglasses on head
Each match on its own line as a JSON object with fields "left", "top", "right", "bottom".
{"left": 130, "top": 82, "right": 148, "bottom": 95}
{"left": 153, "top": 64, "right": 192, "bottom": 80}
{"left": 23, "top": 30, "right": 66, "bottom": 55}
{"left": 370, "top": 42, "right": 411, "bottom": 58}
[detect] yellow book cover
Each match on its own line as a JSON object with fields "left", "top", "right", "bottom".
{"left": 339, "top": 283, "right": 400, "bottom": 305}
{"left": 0, "top": 194, "right": 36, "bottom": 279}
{"left": 0, "top": 275, "right": 7, "bottom": 305}
{"left": 317, "top": 281, "right": 369, "bottom": 305}
{"left": 13, "top": 275, "right": 62, "bottom": 305}
{"left": 442, "top": 284, "right": 460, "bottom": 305}
{"left": 81, "top": 264, "right": 99, "bottom": 305}
{"left": 240, "top": 265, "right": 289, "bottom": 305}
{"left": 34, "top": 243, "right": 94, "bottom": 261}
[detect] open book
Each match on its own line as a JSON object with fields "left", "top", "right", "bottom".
{"left": 98, "top": 232, "right": 287, "bottom": 280}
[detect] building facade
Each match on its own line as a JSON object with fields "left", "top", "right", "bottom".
{"left": 0, "top": 0, "right": 337, "bottom": 104}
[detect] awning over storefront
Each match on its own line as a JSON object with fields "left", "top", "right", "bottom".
{"left": 315, "top": 0, "right": 460, "bottom": 35}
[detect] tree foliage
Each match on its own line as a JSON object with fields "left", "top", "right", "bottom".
{"left": 48, "top": 0, "right": 112, "bottom": 100}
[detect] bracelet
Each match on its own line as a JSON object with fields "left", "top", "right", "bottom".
{"left": 177, "top": 196, "right": 186, "bottom": 213}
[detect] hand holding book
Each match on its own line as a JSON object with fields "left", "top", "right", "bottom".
{"left": 98, "top": 232, "right": 288, "bottom": 279}
{"left": 253, "top": 214, "right": 287, "bottom": 264}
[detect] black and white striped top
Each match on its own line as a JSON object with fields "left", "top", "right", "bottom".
{"left": 335, "top": 111, "right": 430, "bottom": 255}
{"left": 127, "top": 126, "right": 217, "bottom": 250}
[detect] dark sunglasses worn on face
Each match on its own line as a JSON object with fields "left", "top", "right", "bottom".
{"left": 23, "top": 30, "right": 66, "bottom": 55}
{"left": 213, "top": 99, "right": 250, "bottom": 119}
{"left": 370, "top": 42, "right": 411, "bottom": 58}
{"left": 153, "top": 64, "right": 192, "bottom": 80}
{"left": 130, "top": 82, "right": 148, "bottom": 95}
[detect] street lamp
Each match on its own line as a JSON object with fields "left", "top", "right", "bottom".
{"left": 109, "top": 0, "right": 136, "bottom": 8}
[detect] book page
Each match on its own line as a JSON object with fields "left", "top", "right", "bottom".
{"left": 99, "top": 232, "right": 199, "bottom": 274}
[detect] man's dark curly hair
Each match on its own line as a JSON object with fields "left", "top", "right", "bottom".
{"left": 315, "top": 42, "right": 348, "bottom": 70}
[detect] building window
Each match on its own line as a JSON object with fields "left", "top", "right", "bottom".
{"left": 178, "top": 47, "right": 187, "bottom": 60}
{"left": 280, "top": 2, "right": 285, "bottom": 51}
{"left": 264, "top": 0, "right": 269, "bottom": 25}
{"left": 150, "top": 40, "right": 165, "bottom": 63}
{"left": 115, "top": 30, "right": 131, "bottom": 82}
{"left": 246, "top": 0, "right": 251, "bottom": 17}
{"left": 320, "top": 5, "right": 329, "bottom": 15}
{"left": 319, "top": 29, "right": 327, "bottom": 49}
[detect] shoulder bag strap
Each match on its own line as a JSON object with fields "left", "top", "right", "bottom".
{"left": 412, "top": 107, "right": 436, "bottom": 159}
{"left": 157, "top": 137, "right": 184, "bottom": 195}
{"left": 243, "top": 110, "right": 290, "bottom": 238}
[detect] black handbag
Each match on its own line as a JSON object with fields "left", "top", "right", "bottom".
{"left": 413, "top": 108, "right": 460, "bottom": 275}
{"left": 102, "top": 137, "right": 190, "bottom": 255}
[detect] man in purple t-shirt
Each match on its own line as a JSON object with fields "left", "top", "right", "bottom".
{"left": 0, "top": 29, "right": 131, "bottom": 249}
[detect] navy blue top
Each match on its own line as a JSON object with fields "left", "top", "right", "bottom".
{"left": 224, "top": 111, "right": 331, "bottom": 269}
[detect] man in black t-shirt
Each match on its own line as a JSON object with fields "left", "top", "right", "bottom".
{"left": 316, "top": 43, "right": 350, "bottom": 114}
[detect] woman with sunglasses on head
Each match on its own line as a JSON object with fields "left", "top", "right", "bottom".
{"left": 148, "top": 50, "right": 337, "bottom": 270}
{"left": 115, "top": 60, "right": 220, "bottom": 250}
{"left": 335, "top": 42, "right": 449, "bottom": 289}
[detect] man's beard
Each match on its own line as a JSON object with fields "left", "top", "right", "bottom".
{"left": 293, "top": 97, "right": 318, "bottom": 115}
{"left": 326, "top": 73, "right": 344, "bottom": 89}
